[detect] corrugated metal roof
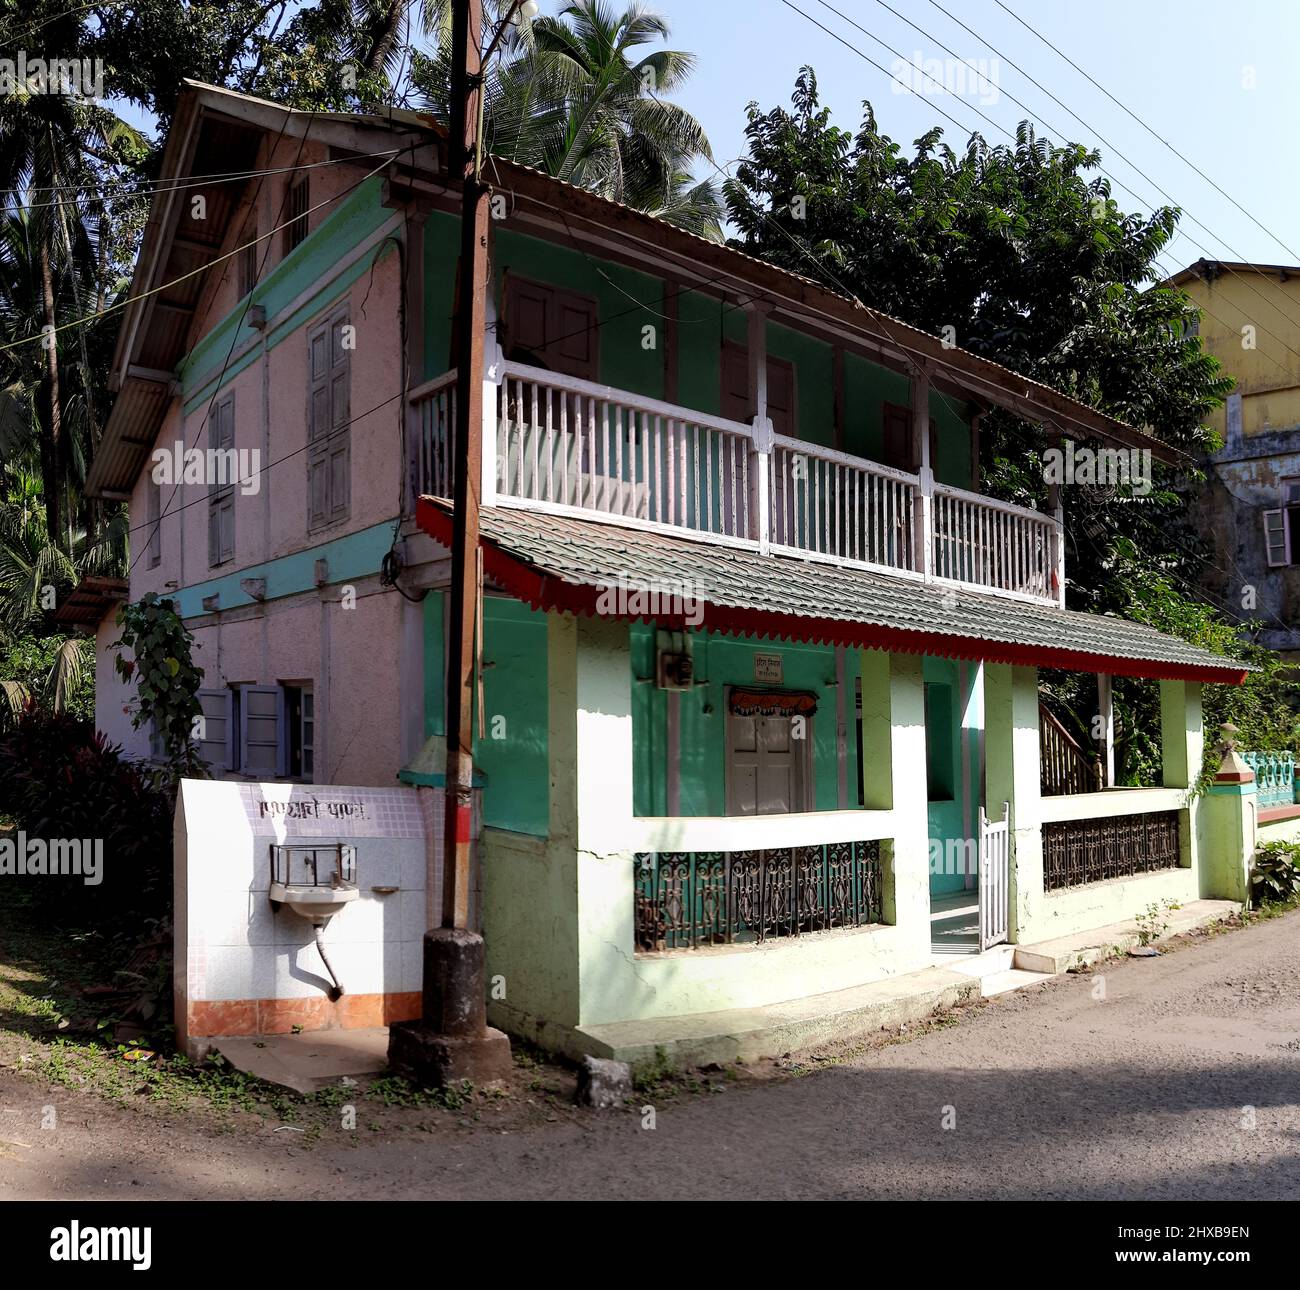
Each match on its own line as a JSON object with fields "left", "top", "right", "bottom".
{"left": 416, "top": 498, "right": 1249, "bottom": 684}
{"left": 53, "top": 577, "right": 129, "bottom": 629}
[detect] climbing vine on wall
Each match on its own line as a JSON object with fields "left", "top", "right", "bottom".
{"left": 112, "top": 593, "right": 205, "bottom": 773}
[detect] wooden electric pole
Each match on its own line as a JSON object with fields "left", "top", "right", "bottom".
{"left": 388, "top": 0, "right": 513, "bottom": 1086}
{"left": 443, "top": 0, "right": 490, "bottom": 932}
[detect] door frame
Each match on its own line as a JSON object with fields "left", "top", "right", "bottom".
{"left": 723, "top": 686, "right": 813, "bottom": 816}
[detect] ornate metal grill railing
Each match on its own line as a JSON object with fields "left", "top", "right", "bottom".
{"left": 634, "top": 841, "right": 884, "bottom": 952}
{"left": 1042, "top": 810, "right": 1181, "bottom": 891}
{"left": 1241, "top": 750, "right": 1297, "bottom": 809}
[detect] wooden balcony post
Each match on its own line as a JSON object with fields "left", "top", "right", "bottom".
{"left": 745, "top": 301, "right": 773, "bottom": 553}
{"left": 911, "top": 365, "right": 933, "bottom": 578}
{"left": 480, "top": 290, "right": 502, "bottom": 508}
{"left": 1045, "top": 426, "right": 1066, "bottom": 605}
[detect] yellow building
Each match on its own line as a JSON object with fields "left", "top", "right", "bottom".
{"left": 1169, "top": 259, "right": 1300, "bottom": 656}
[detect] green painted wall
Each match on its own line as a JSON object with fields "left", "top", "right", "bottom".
{"left": 923, "top": 656, "right": 983, "bottom": 896}
{"left": 421, "top": 219, "right": 972, "bottom": 473}
{"left": 631, "top": 622, "right": 854, "bottom": 816}
{"left": 424, "top": 592, "right": 549, "bottom": 836}
{"left": 173, "top": 520, "right": 395, "bottom": 619}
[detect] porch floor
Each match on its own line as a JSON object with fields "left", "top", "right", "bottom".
{"left": 930, "top": 889, "right": 980, "bottom": 959}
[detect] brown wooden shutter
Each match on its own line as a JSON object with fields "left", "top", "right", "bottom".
{"left": 503, "top": 276, "right": 598, "bottom": 379}
{"left": 882, "top": 402, "right": 912, "bottom": 471}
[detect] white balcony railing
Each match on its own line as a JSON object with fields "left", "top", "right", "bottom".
{"left": 411, "top": 362, "right": 1064, "bottom": 606}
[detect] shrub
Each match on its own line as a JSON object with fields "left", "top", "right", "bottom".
{"left": 1250, "top": 840, "right": 1300, "bottom": 908}
{"left": 0, "top": 703, "right": 173, "bottom": 927}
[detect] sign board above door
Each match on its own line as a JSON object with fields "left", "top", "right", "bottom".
{"left": 754, "top": 653, "right": 783, "bottom": 684}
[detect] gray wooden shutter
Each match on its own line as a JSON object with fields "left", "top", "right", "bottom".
{"left": 1263, "top": 508, "right": 1288, "bottom": 567}
{"left": 208, "top": 394, "right": 235, "bottom": 565}
{"left": 196, "top": 688, "right": 234, "bottom": 773}
{"left": 240, "top": 685, "right": 286, "bottom": 778}
{"left": 147, "top": 479, "right": 161, "bottom": 567}
{"left": 307, "top": 310, "right": 349, "bottom": 528}
{"left": 328, "top": 311, "right": 351, "bottom": 522}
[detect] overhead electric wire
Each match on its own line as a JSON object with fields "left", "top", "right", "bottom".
{"left": 6, "top": 147, "right": 407, "bottom": 212}
{"left": 801, "top": 0, "right": 1300, "bottom": 373}
{"left": 993, "top": 0, "right": 1300, "bottom": 266}
{"left": 0, "top": 147, "right": 404, "bottom": 357}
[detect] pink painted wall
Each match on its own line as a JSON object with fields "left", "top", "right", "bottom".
{"left": 104, "top": 140, "right": 417, "bottom": 789}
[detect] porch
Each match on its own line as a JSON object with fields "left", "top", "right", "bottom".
{"left": 411, "top": 498, "right": 1251, "bottom": 1062}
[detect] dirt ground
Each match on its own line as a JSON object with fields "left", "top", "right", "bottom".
{"left": 2, "top": 909, "right": 1299, "bottom": 1201}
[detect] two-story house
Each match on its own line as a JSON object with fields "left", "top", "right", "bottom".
{"left": 84, "top": 82, "right": 1254, "bottom": 1063}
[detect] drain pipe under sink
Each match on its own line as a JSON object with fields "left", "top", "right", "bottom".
{"left": 313, "top": 923, "right": 345, "bottom": 1001}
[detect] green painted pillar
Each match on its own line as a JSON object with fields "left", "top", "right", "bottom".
{"left": 1201, "top": 782, "right": 1255, "bottom": 904}
{"left": 1160, "top": 679, "right": 1203, "bottom": 790}
{"left": 858, "top": 647, "right": 893, "bottom": 811}
{"left": 984, "top": 663, "right": 1042, "bottom": 942}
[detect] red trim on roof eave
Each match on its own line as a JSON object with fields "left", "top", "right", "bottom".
{"left": 416, "top": 499, "right": 1248, "bottom": 686}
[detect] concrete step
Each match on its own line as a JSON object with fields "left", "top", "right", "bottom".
{"left": 1013, "top": 898, "right": 1239, "bottom": 975}
{"left": 979, "top": 967, "right": 1055, "bottom": 998}
{"left": 947, "top": 944, "right": 1016, "bottom": 978}
{"left": 576, "top": 966, "right": 982, "bottom": 1073}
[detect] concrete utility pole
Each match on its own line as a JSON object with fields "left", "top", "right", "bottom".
{"left": 388, "top": 0, "right": 513, "bottom": 1086}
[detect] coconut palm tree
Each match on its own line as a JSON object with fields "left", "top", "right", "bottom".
{"left": 0, "top": 8, "right": 142, "bottom": 551}
{"left": 413, "top": 1, "right": 722, "bottom": 236}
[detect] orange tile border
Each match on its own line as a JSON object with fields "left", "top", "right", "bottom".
{"left": 184, "top": 992, "right": 419, "bottom": 1037}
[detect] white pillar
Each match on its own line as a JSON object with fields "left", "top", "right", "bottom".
{"left": 1097, "top": 673, "right": 1115, "bottom": 787}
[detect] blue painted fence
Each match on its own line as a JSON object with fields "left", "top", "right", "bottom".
{"left": 1241, "top": 751, "right": 1298, "bottom": 809}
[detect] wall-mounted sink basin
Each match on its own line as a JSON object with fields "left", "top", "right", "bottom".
{"left": 269, "top": 882, "right": 359, "bottom": 922}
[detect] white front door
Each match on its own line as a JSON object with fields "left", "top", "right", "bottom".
{"left": 726, "top": 704, "right": 810, "bottom": 815}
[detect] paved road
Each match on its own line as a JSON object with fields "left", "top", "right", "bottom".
{"left": 3, "top": 911, "right": 1299, "bottom": 1200}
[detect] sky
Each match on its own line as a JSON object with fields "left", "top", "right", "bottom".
{"left": 651, "top": 0, "right": 1300, "bottom": 277}
{"left": 107, "top": 0, "right": 1300, "bottom": 277}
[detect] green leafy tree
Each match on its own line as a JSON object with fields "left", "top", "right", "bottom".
{"left": 111, "top": 593, "right": 206, "bottom": 775}
{"left": 725, "top": 71, "right": 1291, "bottom": 749}
{"left": 411, "top": 0, "right": 723, "bottom": 236}
{"left": 724, "top": 69, "right": 1233, "bottom": 606}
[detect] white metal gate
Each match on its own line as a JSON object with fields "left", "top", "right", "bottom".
{"left": 978, "top": 800, "right": 1010, "bottom": 951}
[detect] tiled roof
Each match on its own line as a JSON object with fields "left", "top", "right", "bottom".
{"left": 416, "top": 499, "right": 1250, "bottom": 684}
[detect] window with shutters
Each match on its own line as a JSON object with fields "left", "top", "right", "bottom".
{"left": 720, "top": 341, "right": 796, "bottom": 437}
{"left": 881, "top": 401, "right": 938, "bottom": 475}
{"left": 207, "top": 394, "right": 235, "bottom": 566}
{"left": 307, "top": 308, "right": 351, "bottom": 531}
{"left": 237, "top": 218, "right": 258, "bottom": 299}
{"left": 1263, "top": 477, "right": 1300, "bottom": 567}
{"left": 239, "top": 685, "right": 287, "bottom": 778}
{"left": 193, "top": 684, "right": 310, "bottom": 779}
{"left": 147, "top": 478, "right": 162, "bottom": 568}
{"left": 283, "top": 177, "right": 309, "bottom": 257}
{"left": 502, "top": 275, "right": 598, "bottom": 379}
{"left": 195, "top": 688, "right": 234, "bottom": 774}
{"left": 284, "top": 684, "right": 315, "bottom": 778}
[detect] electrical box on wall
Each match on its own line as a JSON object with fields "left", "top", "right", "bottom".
{"left": 655, "top": 629, "right": 694, "bottom": 691}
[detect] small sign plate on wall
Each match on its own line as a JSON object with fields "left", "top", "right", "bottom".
{"left": 754, "top": 653, "right": 783, "bottom": 684}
